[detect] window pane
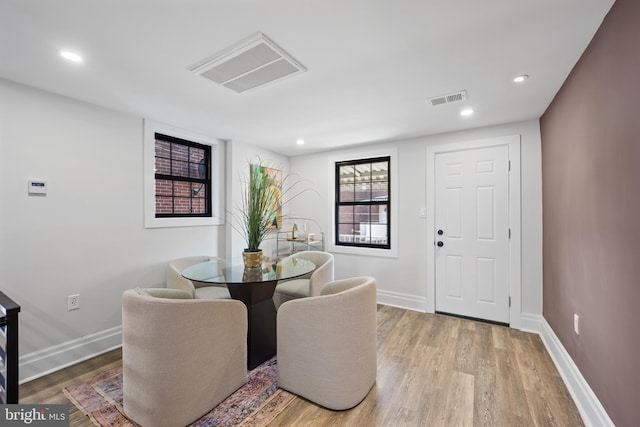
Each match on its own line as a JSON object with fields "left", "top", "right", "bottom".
{"left": 370, "top": 211, "right": 388, "bottom": 244}
{"left": 191, "top": 197, "right": 206, "bottom": 214}
{"left": 155, "top": 140, "right": 170, "bottom": 158}
{"left": 190, "top": 147, "right": 206, "bottom": 179}
{"left": 174, "top": 197, "right": 191, "bottom": 214}
{"left": 155, "top": 156, "right": 170, "bottom": 175}
{"left": 338, "top": 165, "right": 354, "bottom": 203}
{"left": 337, "top": 223, "right": 357, "bottom": 243}
{"left": 355, "top": 163, "right": 371, "bottom": 182}
{"left": 190, "top": 159, "right": 206, "bottom": 179}
{"left": 338, "top": 205, "right": 354, "bottom": 223}
{"left": 339, "top": 184, "right": 354, "bottom": 202}
{"left": 358, "top": 207, "right": 388, "bottom": 244}
{"left": 372, "top": 161, "right": 388, "bottom": 201}
{"left": 156, "top": 196, "right": 173, "bottom": 214}
{"left": 171, "top": 160, "right": 189, "bottom": 178}
{"left": 338, "top": 165, "right": 354, "bottom": 185}
{"left": 355, "top": 183, "right": 372, "bottom": 201}
{"left": 172, "top": 143, "right": 189, "bottom": 161}
{"left": 373, "top": 204, "right": 388, "bottom": 224}
{"left": 372, "top": 161, "right": 388, "bottom": 180}
{"left": 156, "top": 179, "right": 172, "bottom": 197}
{"left": 372, "top": 180, "right": 388, "bottom": 201}
{"left": 174, "top": 181, "right": 190, "bottom": 198}
{"left": 190, "top": 147, "right": 205, "bottom": 163}
{"left": 354, "top": 205, "right": 371, "bottom": 224}
{"left": 192, "top": 182, "right": 206, "bottom": 199}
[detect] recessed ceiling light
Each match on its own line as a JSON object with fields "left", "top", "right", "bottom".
{"left": 513, "top": 74, "right": 529, "bottom": 83}
{"left": 59, "top": 50, "right": 83, "bottom": 63}
{"left": 296, "top": 139, "right": 305, "bottom": 146}
{"left": 460, "top": 108, "right": 474, "bottom": 117}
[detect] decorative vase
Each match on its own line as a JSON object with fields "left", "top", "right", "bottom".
{"left": 242, "top": 249, "right": 263, "bottom": 268}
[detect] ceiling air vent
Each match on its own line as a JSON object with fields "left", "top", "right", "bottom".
{"left": 189, "top": 32, "right": 307, "bottom": 94}
{"left": 427, "top": 90, "right": 468, "bottom": 107}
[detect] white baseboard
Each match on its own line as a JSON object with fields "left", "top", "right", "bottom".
{"left": 519, "top": 312, "right": 543, "bottom": 333}
{"left": 538, "top": 318, "right": 614, "bottom": 427}
{"left": 376, "top": 289, "right": 428, "bottom": 312}
{"left": 19, "top": 326, "right": 122, "bottom": 383}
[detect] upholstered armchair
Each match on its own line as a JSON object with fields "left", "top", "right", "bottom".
{"left": 277, "top": 276, "right": 377, "bottom": 410}
{"left": 272, "top": 251, "right": 334, "bottom": 309}
{"left": 122, "top": 288, "right": 247, "bottom": 427}
{"left": 167, "top": 255, "right": 231, "bottom": 299}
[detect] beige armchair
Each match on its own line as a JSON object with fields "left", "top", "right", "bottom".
{"left": 272, "top": 251, "right": 334, "bottom": 309}
{"left": 167, "top": 256, "right": 231, "bottom": 299}
{"left": 122, "top": 288, "right": 247, "bottom": 427}
{"left": 277, "top": 276, "right": 377, "bottom": 410}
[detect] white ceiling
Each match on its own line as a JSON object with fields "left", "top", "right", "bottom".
{"left": 0, "top": 0, "right": 614, "bottom": 156}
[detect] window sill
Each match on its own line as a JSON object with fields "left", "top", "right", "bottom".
{"left": 328, "top": 242, "right": 398, "bottom": 258}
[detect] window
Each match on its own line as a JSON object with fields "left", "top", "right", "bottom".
{"left": 335, "top": 156, "right": 390, "bottom": 249}
{"left": 154, "top": 133, "right": 211, "bottom": 217}
{"left": 144, "top": 120, "right": 224, "bottom": 228}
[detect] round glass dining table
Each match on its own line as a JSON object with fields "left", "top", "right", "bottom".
{"left": 181, "top": 256, "right": 315, "bottom": 285}
{"left": 181, "top": 256, "right": 316, "bottom": 369}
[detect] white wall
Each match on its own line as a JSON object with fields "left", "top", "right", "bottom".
{"left": 0, "top": 77, "right": 543, "bottom": 381}
{"left": 0, "top": 79, "right": 223, "bottom": 380}
{"left": 289, "top": 119, "right": 543, "bottom": 319}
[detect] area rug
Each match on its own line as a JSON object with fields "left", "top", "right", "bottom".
{"left": 63, "top": 357, "right": 296, "bottom": 426}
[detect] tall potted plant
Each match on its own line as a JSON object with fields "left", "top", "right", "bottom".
{"left": 238, "top": 163, "right": 281, "bottom": 268}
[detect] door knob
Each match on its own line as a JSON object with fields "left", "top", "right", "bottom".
{"left": 437, "top": 241, "right": 444, "bottom": 247}
{"left": 437, "top": 229, "right": 444, "bottom": 235}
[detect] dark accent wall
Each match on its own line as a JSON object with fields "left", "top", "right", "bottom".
{"left": 540, "top": 1, "right": 640, "bottom": 425}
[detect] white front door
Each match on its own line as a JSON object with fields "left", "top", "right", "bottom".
{"left": 434, "top": 145, "right": 510, "bottom": 323}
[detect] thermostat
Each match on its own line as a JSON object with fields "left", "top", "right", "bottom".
{"left": 28, "top": 180, "right": 47, "bottom": 195}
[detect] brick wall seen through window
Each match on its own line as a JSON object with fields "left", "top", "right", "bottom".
{"left": 154, "top": 133, "right": 211, "bottom": 217}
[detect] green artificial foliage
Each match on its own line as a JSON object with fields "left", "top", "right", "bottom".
{"left": 241, "top": 164, "right": 280, "bottom": 251}
{"left": 231, "top": 159, "right": 314, "bottom": 254}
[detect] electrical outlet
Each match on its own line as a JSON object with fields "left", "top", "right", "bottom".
{"left": 574, "top": 313, "right": 579, "bottom": 335}
{"left": 68, "top": 294, "right": 80, "bottom": 311}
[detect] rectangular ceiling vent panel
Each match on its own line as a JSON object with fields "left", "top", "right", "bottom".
{"left": 190, "top": 32, "right": 307, "bottom": 94}
{"left": 427, "top": 90, "right": 468, "bottom": 107}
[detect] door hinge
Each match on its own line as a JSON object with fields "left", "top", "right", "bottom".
{"left": 508, "top": 160, "right": 511, "bottom": 171}
{"left": 509, "top": 296, "right": 511, "bottom": 307}
{"left": 509, "top": 228, "right": 511, "bottom": 239}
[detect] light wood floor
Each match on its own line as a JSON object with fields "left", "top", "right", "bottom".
{"left": 20, "top": 305, "right": 583, "bottom": 426}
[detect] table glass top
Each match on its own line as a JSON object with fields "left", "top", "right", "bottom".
{"left": 181, "top": 256, "right": 316, "bottom": 285}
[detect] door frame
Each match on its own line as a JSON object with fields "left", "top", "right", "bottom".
{"left": 426, "top": 135, "right": 522, "bottom": 328}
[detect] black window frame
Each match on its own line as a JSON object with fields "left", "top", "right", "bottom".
{"left": 154, "top": 132, "right": 212, "bottom": 218}
{"left": 334, "top": 156, "right": 391, "bottom": 249}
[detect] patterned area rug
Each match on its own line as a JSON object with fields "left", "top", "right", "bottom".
{"left": 63, "top": 357, "right": 295, "bottom": 426}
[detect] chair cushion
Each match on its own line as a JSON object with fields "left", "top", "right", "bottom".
{"left": 275, "top": 279, "right": 310, "bottom": 298}
{"left": 195, "top": 286, "right": 231, "bottom": 299}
